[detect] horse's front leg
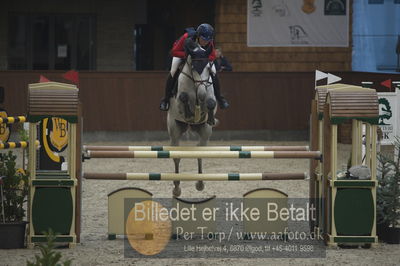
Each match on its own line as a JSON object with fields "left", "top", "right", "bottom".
{"left": 173, "top": 158, "right": 181, "bottom": 197}
{"left": 179, "top": 92, "right": 193, "bottom": 120}
{"left": 206, "top": 97, "right": 217, "bottom": 126}
{"left": 168, "top": 118, "right": 188, "bottom": 197}
{"left": 194, "top": 125, "right": 212, "bottom": 192}
{"left": 196, "top": 145, "right": 204, "bottom": 191}
{"left": 196, "top": 157, "right": 205, "bottom": 191}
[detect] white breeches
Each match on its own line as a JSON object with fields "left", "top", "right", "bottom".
{"left": 170, "top": 57, "right": 183, "bottom": 76}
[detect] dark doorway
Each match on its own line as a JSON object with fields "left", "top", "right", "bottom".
{"left": 134, "top": 0, "right": 215, "bottom": 70}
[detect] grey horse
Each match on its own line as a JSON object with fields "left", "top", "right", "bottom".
{"left": 167, "top": 41, "right": 217, "bottom": 197}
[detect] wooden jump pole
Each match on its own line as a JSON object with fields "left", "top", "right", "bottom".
{"left": 83, "top": 172, "right": 308, "bottom": 181}
{"left": 85, "top": 150, "right": 322, "bottom": 160}
{"left": 0, "top": 140, "right": 40, "bottom": 150}
{"left": 0, "top": 116, "right": 26, "bottom": 124}
{"left": 83, "top": 145, "right": 310, "bottom": 152}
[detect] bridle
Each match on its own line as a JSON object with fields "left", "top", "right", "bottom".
{"left": 180, "top": 57, "right": 213, "bottom": 88}
{"left": 177, "top": 54, "right": 215, "bottom": 123}
{"left": 179, "top": 56, "right": 214, "bottom": 108}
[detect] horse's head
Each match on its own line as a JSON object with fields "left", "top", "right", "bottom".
{"left": 174, "top": 38, "right": 216, "bottom": 125}
{"left": 184, "top": 38, "right": 213, "bottom": 75}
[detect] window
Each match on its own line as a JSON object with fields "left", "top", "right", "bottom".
{"left": 8, "top": 13, "right": 96, "bottom": 70}
{"left": 8, "top": 14, "right": 28, "bottom": 69}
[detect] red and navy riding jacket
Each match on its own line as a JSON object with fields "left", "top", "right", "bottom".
{"left": 171, "top": 32, "right": 216, "bottom": 61}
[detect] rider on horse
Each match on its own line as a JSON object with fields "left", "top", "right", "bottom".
{"left": 159, "top": 23, "right": 230, "bottom": 111}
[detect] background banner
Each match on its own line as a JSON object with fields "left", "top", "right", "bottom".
{"left": 247, "top": 0, "right": 349, "bottom": 47}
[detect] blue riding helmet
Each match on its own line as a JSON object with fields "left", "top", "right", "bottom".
{"left": 196, "top": 23, "right": 214, "bottom": 41}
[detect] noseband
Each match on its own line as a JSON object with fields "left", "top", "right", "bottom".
{"left": 180, "top": 58, "right": 213, "bottom": 87}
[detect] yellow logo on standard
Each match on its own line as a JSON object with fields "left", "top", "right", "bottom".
{"left": 49, "top": 117, "right": 68, "bottom": 151}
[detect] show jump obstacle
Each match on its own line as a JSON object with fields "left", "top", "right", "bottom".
{"left": 83, "top": 144, "right": 320, "bottom": 241}
{"left": 0, "top": 116, "right": 27, "bottom": 124}
{"left": 0, "top": 115, "right": 38, "bottom": 150}
{"left": 21, "top": 80, "right": 379, "bottom": 248}
{"left": 84, "top": 150, "right": 321, "bottom": 159}
{"left": 310, "top": 84, "right": 379, "bottom": 246}
{"left": 83, "top": 145, "right": 310, "bottom": 151}
{"left": 0, "top": 140, "right": 39, "bottom": 150}
{"left": 82, "top": 149, "right": 319, "bottom": 183}
{"left": 26, "top": 82, "right": 81, "bottom": 248}
{"left": 84, "top": 172, "right": 308, "bottom": 181}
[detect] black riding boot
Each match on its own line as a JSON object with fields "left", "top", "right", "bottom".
{"left": 160, "top": 74, "right": 175, "bottom": 111}
{"left": 211, "top": 74, "right": 229, "bottom": 109}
